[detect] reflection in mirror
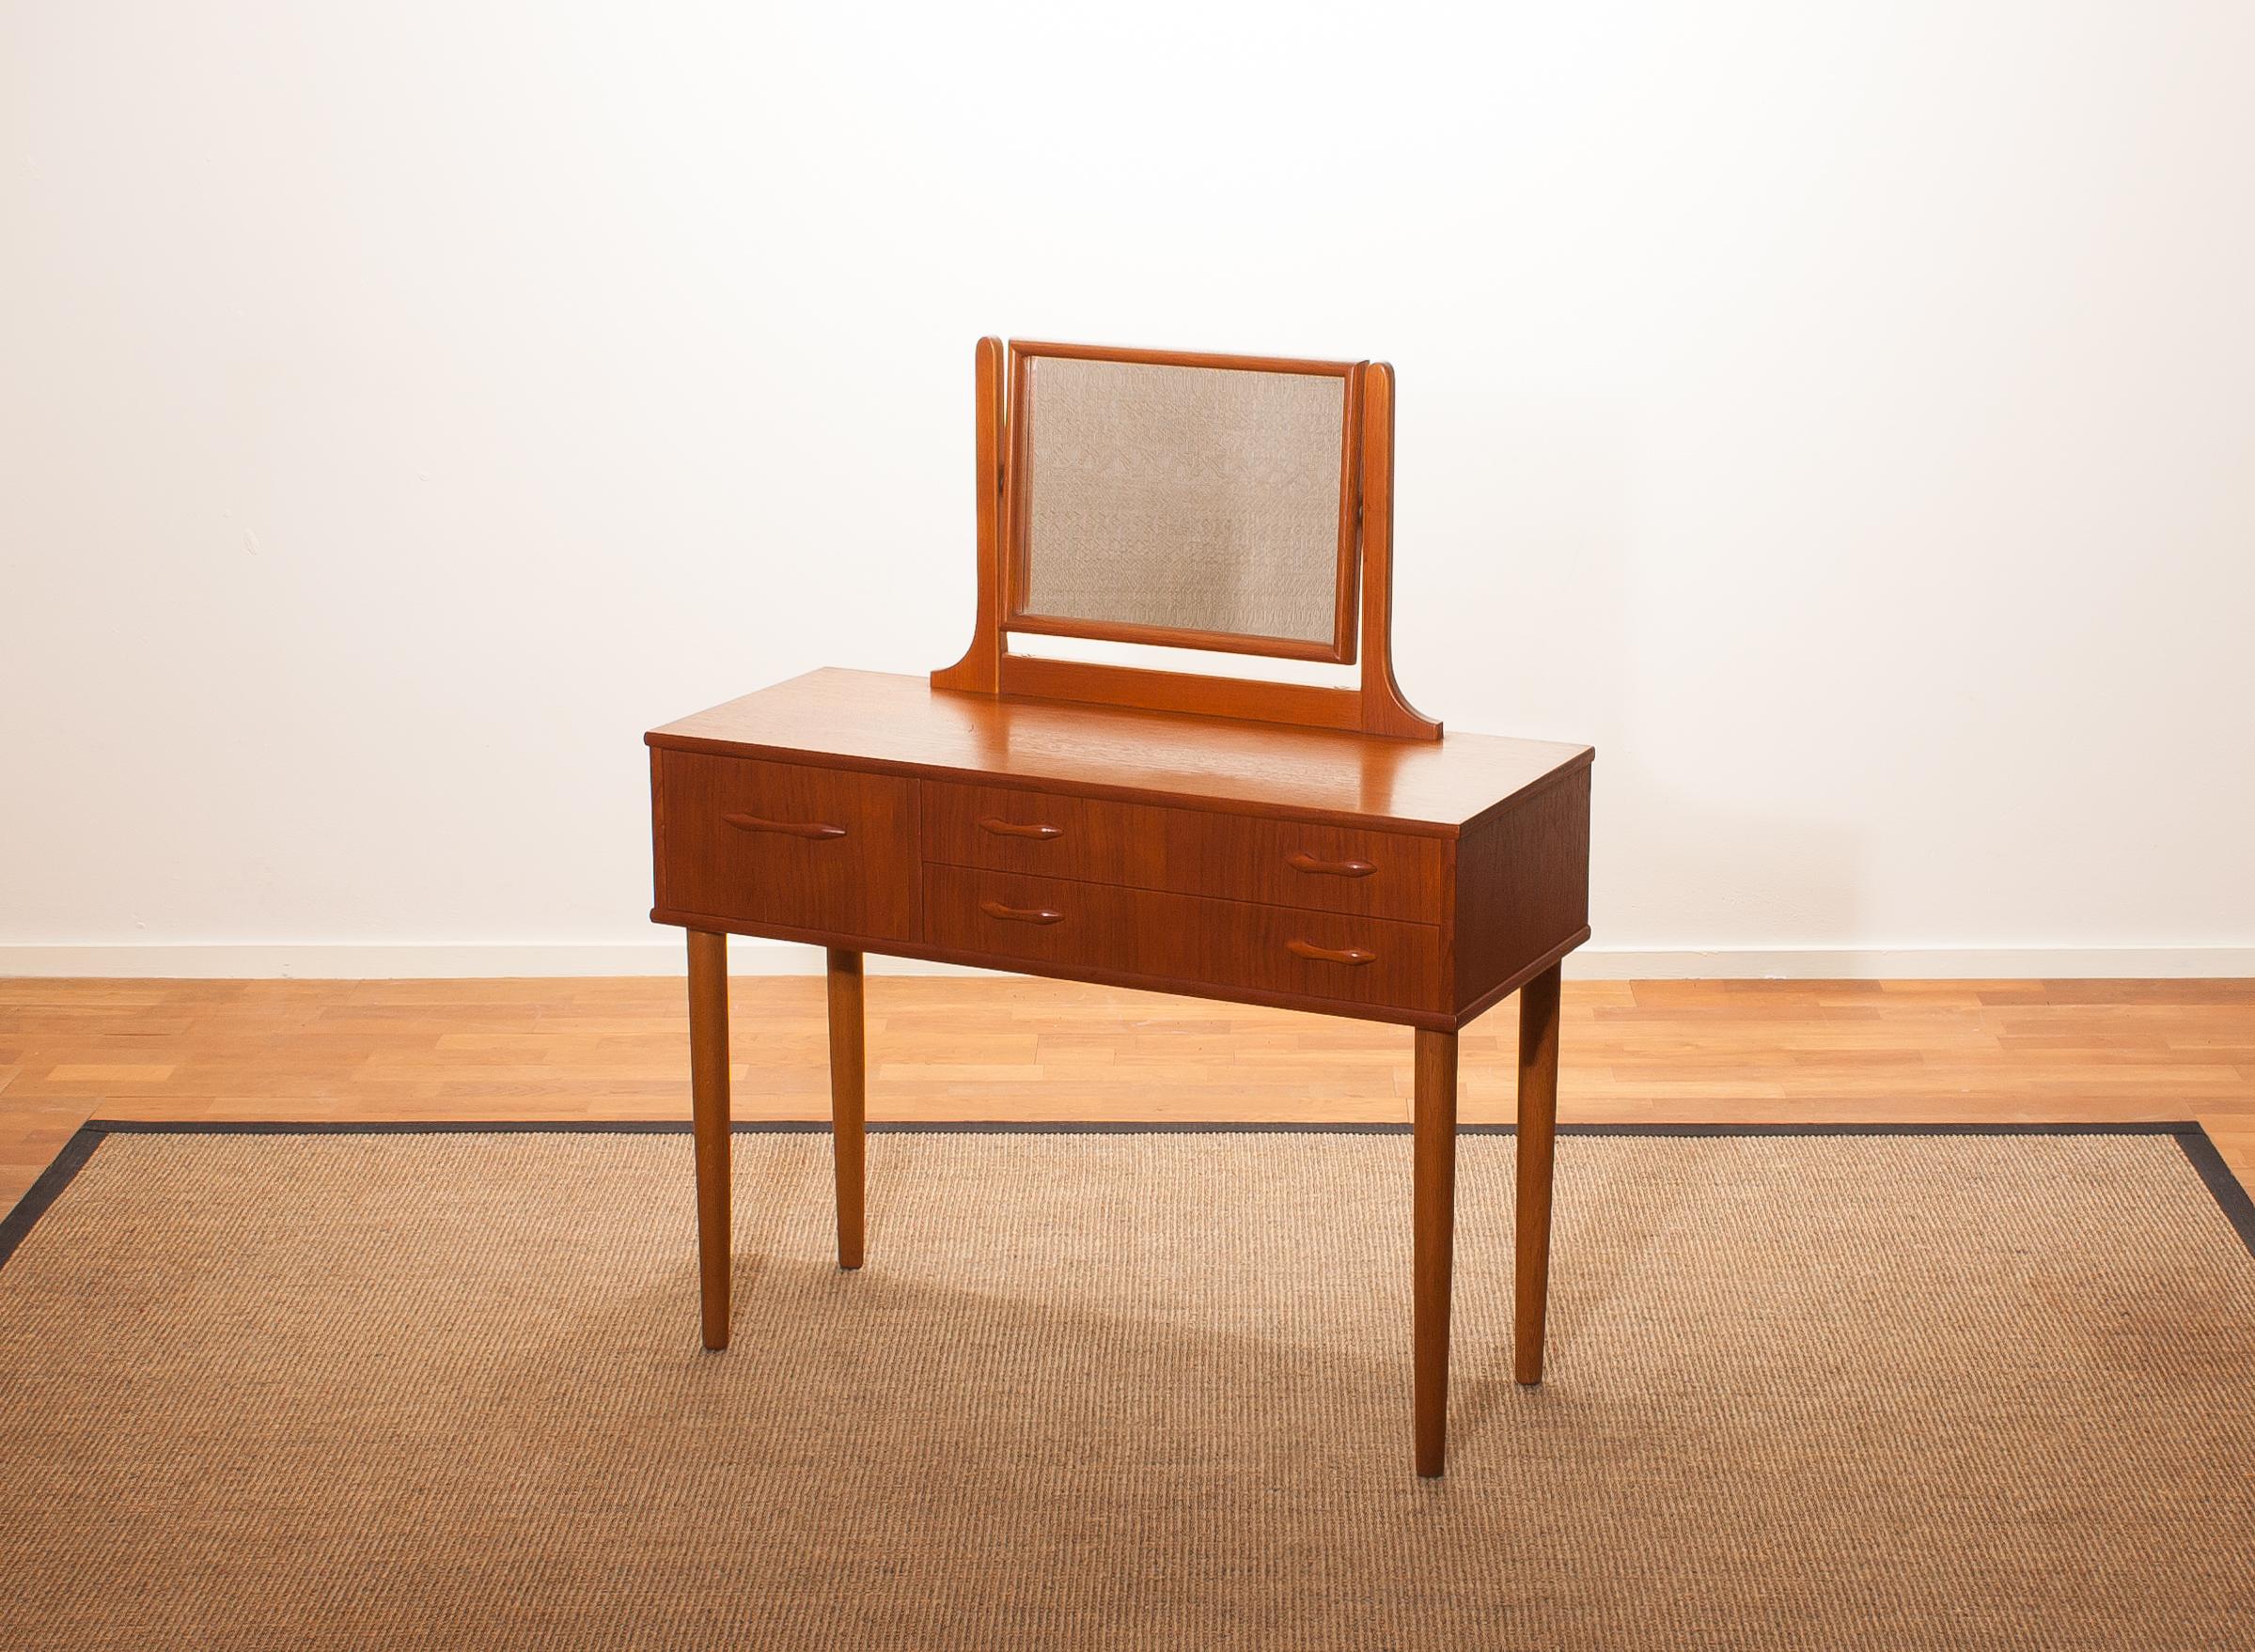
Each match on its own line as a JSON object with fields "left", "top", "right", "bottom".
{"left": 1013, "top": 355, "right": 1348, "bottom": 650}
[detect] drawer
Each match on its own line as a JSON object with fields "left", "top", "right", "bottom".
{"left": 924, "top": 864, "right": 1443, "bottom": 1014}
{"left": 655, "top": 752, "right": 916, "bottom": 941}
{"left": 920, "top": 780, "right": 1446, "bottom": 922}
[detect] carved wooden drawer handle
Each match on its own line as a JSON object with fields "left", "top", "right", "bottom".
{"left": 1286, "top": 939, "right": 1377, "bottom": 966}
{"left": 1287, "top": 851, "right": 1377, "bottom": 879}
{"left": 978, "top": 817, "right": 1064, "bottom": 841}
{"left": 979, "top": 898, "right": 1065, "bottom": 925}
{"left": 722, "top": 812, "right": 847, "bottom": 840}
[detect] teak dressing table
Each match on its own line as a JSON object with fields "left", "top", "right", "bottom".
{"left": 647, "top": 338, "right": 1593, "bottom": 1475}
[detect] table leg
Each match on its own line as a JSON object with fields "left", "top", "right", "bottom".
{"left": 686, "top": 928, "right": 732, "bottom": 1350}
{"left": 1515, "top": 961, "right": 1563, "bottom": 1385}
{"left": 1413, "top": 1026, "right": 1459, "bottom": 1477}
{"left": 827, "top": 947, "right": 866, "bottom": 1270}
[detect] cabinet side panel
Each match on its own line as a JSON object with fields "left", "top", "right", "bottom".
{"left": 1451, "top": 767, "right": 1591, "bottom": 1016}
{"left": 650, "top": 747, "right": 670, "bottom": 915}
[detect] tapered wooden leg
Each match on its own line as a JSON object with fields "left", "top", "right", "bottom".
{"left": 1515, "top": 962, "right": 1563, "bottom": 1385}
{"left": 686, "top": 928, "right": 731, "bottom": 1350}
{"left": 826, "top": 948, "right": 866, "bottom": 1270}
{"left": 1413, "top": 1026, "right": 1459, "bottom": 1477}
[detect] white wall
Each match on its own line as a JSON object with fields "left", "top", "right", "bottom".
{"left": 4, "top": 1, "right": 2251, "bottom": 976}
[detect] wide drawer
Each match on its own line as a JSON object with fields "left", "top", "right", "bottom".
{"left": 923, "top": 864, "right": 1443, "bottom": 1014}
{"left": 655, "top": 752, "right": 916, "bottom": 941}
{"left": 920, "top": 780, "right": 1446, "bottom": 922}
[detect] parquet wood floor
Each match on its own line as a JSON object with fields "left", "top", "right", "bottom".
{"left": 4, "top": 974, "right": 2252, "bottom": 1212}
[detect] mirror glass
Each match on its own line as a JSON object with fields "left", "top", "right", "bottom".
{"left": 1012, "top": 354, "right": 1349, "bottom": 651}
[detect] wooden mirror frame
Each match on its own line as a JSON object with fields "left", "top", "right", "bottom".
{"left": 934, "top": 336, "right": 1440, "bottom": 740}
{"left": 1003, "top": 340, "right": 1363, "bottom": 664}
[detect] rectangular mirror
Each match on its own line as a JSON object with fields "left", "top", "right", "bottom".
{"left": 1004, "top": 343, "right": 1362, "bottom": 662}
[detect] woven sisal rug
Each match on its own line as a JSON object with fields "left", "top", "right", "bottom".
{"left": 4, "top": 1121, "right": 2253, "bottom": 1650}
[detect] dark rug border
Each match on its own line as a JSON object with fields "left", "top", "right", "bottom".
{"left": 6, "top": 1118, "right": 2251, "bottom": 1270}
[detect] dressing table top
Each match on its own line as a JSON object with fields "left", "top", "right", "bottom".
{"left": 648, "top": 667, "right": 1592, "bottom": 837}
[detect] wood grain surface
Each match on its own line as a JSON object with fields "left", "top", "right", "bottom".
{"left": 920, "top": 865, "right": 1445, "bottom": 1014}
{"left": 650, "top": 668, "right": 1588, "bottom": 834}
{"left": 4, "top": 975, "right": 2250, "bottom": 1213}
{"left": 920, "top": 777, "right": 1446, "bottom": 920}
{"left": 655, "top": 751, "right": 921, "bottom": 943}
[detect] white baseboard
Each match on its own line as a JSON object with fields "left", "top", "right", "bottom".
{"left": 0, "top": 942, "right": 2248, "bottom": 981}
{"left": 1578, "top": 947, "right": 2255, "bottom": 979}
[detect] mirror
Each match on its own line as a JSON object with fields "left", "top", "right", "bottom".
{"left": 1006, "top": 350, "right": 1358, "bottom": 662}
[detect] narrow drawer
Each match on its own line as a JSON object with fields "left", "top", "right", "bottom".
{"left": 924, "top": 864, "right": 1443, "bottom": 1014}
{"left": 656, "top": 752, "right": 916, "bottom": 941}
{"left": 920, "top": 780, "right": 1446, "bottom": 922}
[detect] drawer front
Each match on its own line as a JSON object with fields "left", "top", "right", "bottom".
{"left": 924, "top": 864, "right": 1443, "bottom": 1014}
{"left": 920, "top": 781, "right": 1446, "bottom": 922}
{"left": 657, "top": 752, "right": 916, "bottom": 941}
